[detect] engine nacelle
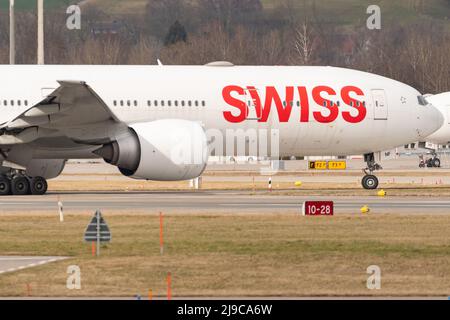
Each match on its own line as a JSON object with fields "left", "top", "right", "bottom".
{"left": 25, "top": 159, "right": 66, "bottom": 179}
{"left": 95, "top": 119, "right": 208, "bottom": 181}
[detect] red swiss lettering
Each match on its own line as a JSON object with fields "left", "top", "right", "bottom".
{"left": 222, "top": 85, "right": 247, "bottom": 123}
{"left": 312, "top": 86, "right": 338, "bottom": 123}
{"left": 341, "top": 86, "right": 366, "bottom": 123}
{"left": 261, "top": 86, "right": 294, "bottom": 123}
{"left": 222, "top": 85, "right": 367, "bottom": 124}
{"left": 297, "top": 86, "right": 309, "bottom": 123}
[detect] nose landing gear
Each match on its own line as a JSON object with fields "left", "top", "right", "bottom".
{"left": 362, "top": 153, "right": 382, "bottom": 190}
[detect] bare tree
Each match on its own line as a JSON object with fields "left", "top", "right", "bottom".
{"left": 293, "top": 22, "right": 315, "bottom": 65}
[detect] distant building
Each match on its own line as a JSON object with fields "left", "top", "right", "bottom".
{"left": 90, "top": 21, "right": 125, "bottom": 37}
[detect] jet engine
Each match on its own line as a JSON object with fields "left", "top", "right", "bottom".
{"left": 94, "top": 119, "right": 208, "bottom": 181}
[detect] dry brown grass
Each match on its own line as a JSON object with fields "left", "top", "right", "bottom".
{"left": 0, "top": 212, "right": 449, "bottom": 297}
{"left": 47, "top": 179, "right": 450, "bottom": 197}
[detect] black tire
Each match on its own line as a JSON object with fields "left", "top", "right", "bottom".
{"left": 0, "top": 176, "right": 11, "bottom": 196}
{"left": 432, "top": 158, "right": 441, "bottom": 168}
{"left": 11, "top": 176, "right": 30, "bottom": 196}
{"left": 30, "top": 176, "right": 48, "bottom": 195}
{"left": 362, "top": 175, "right": 379, "bottom": 190}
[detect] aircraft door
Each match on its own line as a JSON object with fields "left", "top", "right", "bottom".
{"left": 372, "top": 89, "right": 388, "bottom": 120}
{"left": 447, "top": 105, "right": 450, "bottom": 124}
{"left": 245, "top": 87, "right": 262, "bottom": 121}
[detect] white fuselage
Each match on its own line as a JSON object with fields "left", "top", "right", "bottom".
{"left": 424, "top": 92, "right": 450, "bottom": 145}
{"left": 0, "top": 65, "right": 443, "bottom": 158}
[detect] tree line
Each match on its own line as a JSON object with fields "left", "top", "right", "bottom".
{"left": 0, "top": 0, "right": 448, "bottom": 94}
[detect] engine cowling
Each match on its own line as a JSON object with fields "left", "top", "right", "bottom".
{"left": 25, "top": 159, "right": 66, "bottom": 179}
{"left": 94, "top": 119, "right": 208, "bottom": 181}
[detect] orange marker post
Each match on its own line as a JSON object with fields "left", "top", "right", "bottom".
{"left": 92, "top": 242, "right": 96, "bottom": 256}
{"left": 167, "top": 272, "right": 172, "bottom": 300}
{"left": 159, "top": 212, "right": 164, "bottom": 255}
{"left": 148, "top": 289, "right": 153, "bottom": 301}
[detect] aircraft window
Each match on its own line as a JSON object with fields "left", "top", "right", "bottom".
{"left": 337, "top": 101, "right": 340, "bottom": 107}
{"left": 147, "top": 100, "right": 151, "bottom": 107}
{"left": 297, "top": 101, "right": 300, "bottom": 107}
{"left": 418, "top": 96, "right": 427, "bottom": 106}
{"left": 195, "top": 101, "right": 199, "bottom": 107}
{"left": 175, "top": 101, "right": 178, "bottom": 107}
{"left": 168, "top": 101, "right": 172, "bottom": 107}
{"left": 18, "top": 100, "right": 21, "bottom": 106}
{"left": 202, "top": 101, "right": 206, "bottom": 107}
{"left": 113, "top": 100, "right": 117, "bottom": 107}
{"left": 127, "top": 100, "right": 131, "bottom": 107}
{"left": 154, "top": 100, "right": 158, "bottom": 107}
{"left": 11, "top": 100, "right": 14, "bottom": 106}
{"left": 290, "top": 101, "right": 293, "bottom": 107}
{"left": 3, "top": 101, "right": 6, "bottom": 106}
{"left": 134, "top": 100, "right": 138, "bottom": 107}
{"left": 161, "top": 101, "right": 165, "bottom": 107}
{"left": 25, "top": 100, "right": 28, "bottom": 107}
{"left": 181, "top": 101, "right": 185, "bottom": 107}
{"left": 120, "top": 100, "right": 124, "bottom": 107}
{"left": 323, "top": 101, "right": 327, "bottom": 107}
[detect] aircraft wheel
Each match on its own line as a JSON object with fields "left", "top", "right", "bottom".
{"left": 11, "top": 176, "right": 30, "bottom": 196}
{"left": 362, "top": 175, "right": 379, "bottom": 190}
{"left": 432, "top": 158, "right": 441, "bottom": 168}
{"left": 30, "top": 176, "right": 48, "bottom": 195}
{"left": 0, "top": 176, "right": 11, "bottom": 196}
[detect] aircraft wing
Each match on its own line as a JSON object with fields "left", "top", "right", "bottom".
{"left": 0, "top": 80, "right": 125, "bottom": 145}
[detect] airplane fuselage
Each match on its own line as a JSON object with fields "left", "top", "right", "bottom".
{"left": 0, "top": 65, "right": 442, "bottom": 158}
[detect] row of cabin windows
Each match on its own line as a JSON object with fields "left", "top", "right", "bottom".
{"left": 3, "top": 100, "right": 29, "bottom": 107}
{"left": 249, "top": 101, "right": 366, "bottom": 107}
{"left": 113, "top": 100, "right": 206, "bottom": 108}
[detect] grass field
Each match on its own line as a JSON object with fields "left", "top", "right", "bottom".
{"left": 0, "top": 212, "right": 449, "bottom": 297}
{"left": 47, "top": 178, "right": 450, "bottom": 197}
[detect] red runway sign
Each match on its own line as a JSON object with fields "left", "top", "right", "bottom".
{"left": 302, "top": 201, "right": 334, "bottom": 216}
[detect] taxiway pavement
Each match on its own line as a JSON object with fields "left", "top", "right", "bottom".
{"left": 0, "top": 256, "right": 67, "bottom": 275}
{"left": 0, "top": 191, "right": 449, "bottom": 214}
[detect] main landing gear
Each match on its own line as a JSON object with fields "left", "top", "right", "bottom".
{"left": 361, "top": 153, "right": 382, "bottom": 190}
{"left": 0, "top": 172, "right": 48, "bottom": 196}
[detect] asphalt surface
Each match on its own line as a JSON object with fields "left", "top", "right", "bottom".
{"left": 0, "top": 256, "right": 67, "bottom": 275}
{"left": 0, "top": 191, "right": 449, "bottom": 214}
{"left": 0, "top": 296, "right": 448, "bottom": 300}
